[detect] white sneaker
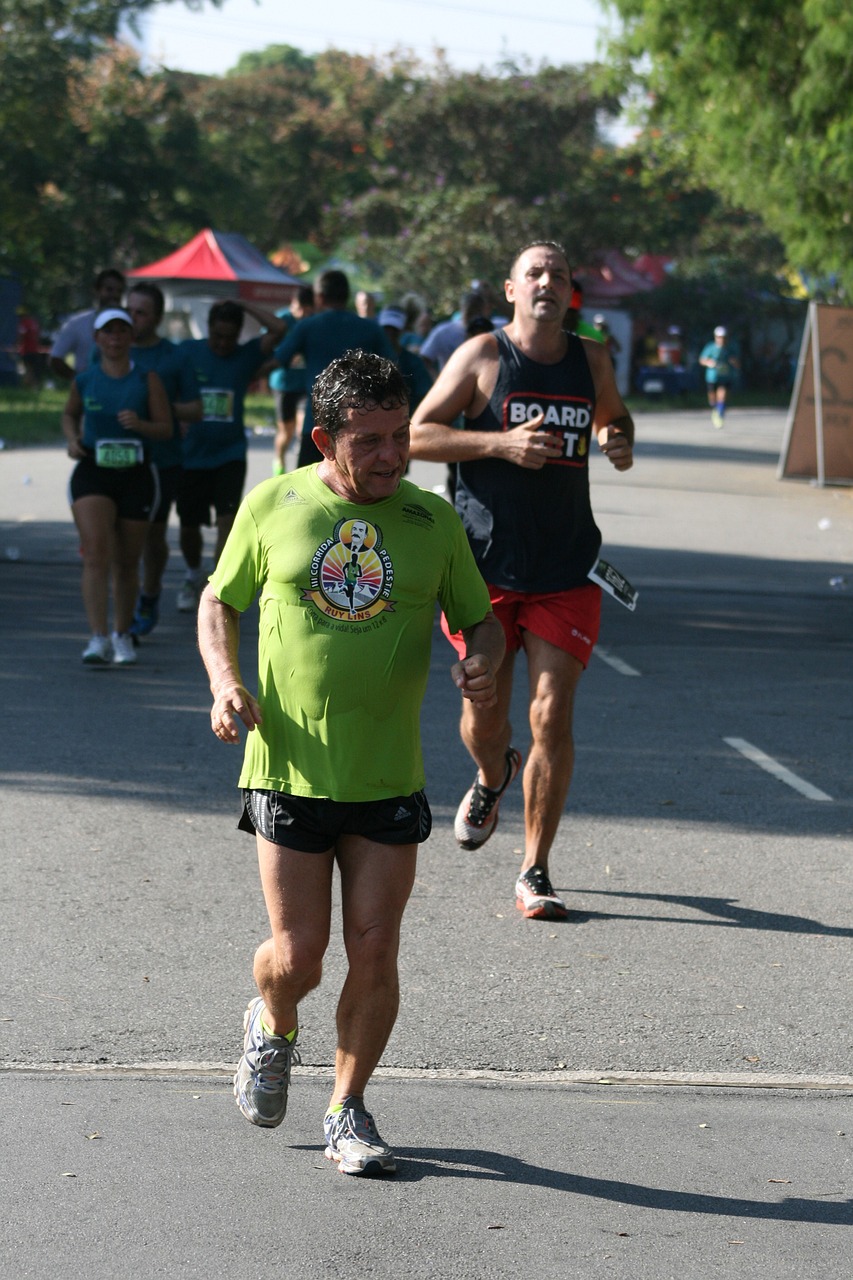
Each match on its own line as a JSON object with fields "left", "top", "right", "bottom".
{"left": 82, "top": 634, "right": 112, "bottom": 665}
{"left": 177, "top": 579, "right": 199, "bottom": 613}
{"left": 111, "top": 632, "right": 137, "bottom": 665}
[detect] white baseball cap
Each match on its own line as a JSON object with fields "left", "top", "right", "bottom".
{"left": 94, "top": 308, "right": 132, "bottom": 330}
{"left": 378, "top": 307, "right": 406, "bottom": 330}
{"left": 714, "top": 325, "right": 727, "bottom": 337}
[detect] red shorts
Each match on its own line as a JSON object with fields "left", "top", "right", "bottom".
{"left": 443, "top": 582, "right": 602, "bottom": 668}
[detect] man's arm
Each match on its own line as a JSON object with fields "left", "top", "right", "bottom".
{"left": 410, "top": 336, "right": 563, "bottom": 469}
{"left": 240, "top": 301, "right": 288, "bottom": 355}
{"left": 197, "top": 584, "right": 263, "bottom": 743}
{"left": 451, "top": 610, "right": 506, "bottom": 708}
{"left": 583, "top": 339, "right": 635, "bottom": 472}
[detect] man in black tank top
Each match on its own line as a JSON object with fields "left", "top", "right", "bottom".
{"left": 411, "top": 241, "right": 634, "bottom": 921}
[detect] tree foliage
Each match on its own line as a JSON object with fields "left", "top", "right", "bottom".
{"left": 601, "top": 0, "right": 853, "bottom": 296}
{"left": 1, "top": 4, "right": 801, "bottom": 336}
{"left": 0, "top": 0, "right": 217, "bottom": 315}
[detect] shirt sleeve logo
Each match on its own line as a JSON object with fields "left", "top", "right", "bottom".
{"left": 303, "top": 518, "right": 395, "bottom": 622}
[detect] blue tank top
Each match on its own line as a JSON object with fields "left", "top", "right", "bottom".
{"left": 455, "top": 329, "right": 600, "bottom": 591}
{"left": 76, "top": 363, "right": 151, "bottom": 453}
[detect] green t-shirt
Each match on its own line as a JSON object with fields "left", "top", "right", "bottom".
{"left": 209, "top": 467, "right": 492, "bottom": 801}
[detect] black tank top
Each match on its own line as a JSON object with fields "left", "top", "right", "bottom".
{"left": 455, "top": 328, "right": 601, "bottom": 591}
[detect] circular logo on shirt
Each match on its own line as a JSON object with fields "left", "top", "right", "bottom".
{"left": 304, "top": 518, "right": 395, "bottom": 622}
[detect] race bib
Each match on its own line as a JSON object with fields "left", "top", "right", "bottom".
{"left": 95, "top": 439, "right": 144, "bottom": 469}
{"left": 202, "top": 387, "right": 235, "bottom": 422}
{"left": 588, "top": 557, "right": 639, "bottom": 611}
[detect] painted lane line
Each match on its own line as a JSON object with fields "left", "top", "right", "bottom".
{"left": 724, "top": 737, "right": 833, "bottom": 802}
{"left": 595, "top": 647, "right": 641, "bottom": 677}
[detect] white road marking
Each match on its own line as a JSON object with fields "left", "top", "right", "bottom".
{"left": 595, "top": 647, "right": 641, "bottom": 677}
{"left": 724, "top": 737, "right": 833, "bottom": 801}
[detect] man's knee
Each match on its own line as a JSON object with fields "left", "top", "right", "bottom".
{"left": 343, "top": 920, "right": 401, "bottom": 973}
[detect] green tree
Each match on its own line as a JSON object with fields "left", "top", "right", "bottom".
{"left": 326, "top": 62, "right": 720, "bottom": 312}
{"left": 0, "top": 0, "right": 218, "bottom": 317}
{"left": 601, "top": 0, "right": 853, "bottom": 296}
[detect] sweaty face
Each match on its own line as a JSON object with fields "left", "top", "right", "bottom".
{"left": 208, "top": 321, "right": 241, "bottom": 359}
{"left": 319, "top": 402, "right": 410, "bottom": 504}
{"left": 507, "top": 247, "right": 572, "bottom": 322}
{"left": 127, "top": 293, "right": 160, "bottom": 343}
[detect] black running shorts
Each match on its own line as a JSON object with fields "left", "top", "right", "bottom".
{"left": 239, "top": 788, "right": 433, "bottom": 853}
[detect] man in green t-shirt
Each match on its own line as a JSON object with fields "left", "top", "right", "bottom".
{"left": 198, "top": 350, "right": 504, "bottom": 1177}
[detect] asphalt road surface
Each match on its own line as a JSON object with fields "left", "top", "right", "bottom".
{"left": 1, "top": 409, "right": 850, "bottom": 1277}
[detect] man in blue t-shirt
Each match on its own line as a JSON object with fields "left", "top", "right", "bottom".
{"left": 273, "top": 270, "right": 396, "bottom": 468}
{"left": 699, "top": 325, "right": 740, "bottom": 429}
{"left": 269, "top": 285, "right": 315, "bottom": 477}
{"left": 176, "top": 299, "right": 285, "bottom": 612}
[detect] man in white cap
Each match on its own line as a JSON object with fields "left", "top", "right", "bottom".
{"left": 378, "top": 306, "right": 433, "bottom": 414}
{"left": 699, "top": 326, "right": 740, "bottom": 428}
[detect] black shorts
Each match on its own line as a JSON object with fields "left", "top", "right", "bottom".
{"left": 239, "top": 787, "right": 433, "bottom": 853}
{"left": 177, "top": 460, "right": 246, "bottom": 527}
{"left": 150, "top": 464, "right": 182, "bottom": 524}
{"left": 274, "top": 390, "right": 304, "bottom": 422}
{"left": 69, "top": 455, "right": 159, "bottom": 522}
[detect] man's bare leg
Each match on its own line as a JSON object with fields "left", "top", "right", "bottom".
{"left": 519, "top": 630, "right": 584, "bottom": 876}
{"left": 331, "top": 835, "right": 417, "bottom": 1105}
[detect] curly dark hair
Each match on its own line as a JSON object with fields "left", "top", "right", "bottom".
{"left": 312, "top": 350, "right": 409, "bottom": 439}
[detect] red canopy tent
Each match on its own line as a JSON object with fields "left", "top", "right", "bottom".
{"left": 128, "top": 229, "right": 304, "bottom": 336}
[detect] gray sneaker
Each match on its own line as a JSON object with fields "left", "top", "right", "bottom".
{"left": 233, "top": 997, "right": 299, "bottom": 1128}
{"left": 324, "top": 1102, "right": 397, "bottom": 1176}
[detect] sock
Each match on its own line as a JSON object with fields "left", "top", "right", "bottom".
{"left": 327, "top": 1094, "right": 365, "bottom": 1115}
{"left": 261, "top": 1017, "right": 297, "bottom": 1042}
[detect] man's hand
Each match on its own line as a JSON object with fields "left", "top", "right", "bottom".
{"left": 210, "top": 682, "right": 263, "bottom": 743}
{"left": 597, "top": 425, "right": 633, "bottom": 472}
{"left": 451, "top": 652, "right": 498, "bottom": 707}
{"left": 498, "top": 412, "right": 564, "bottom": 469}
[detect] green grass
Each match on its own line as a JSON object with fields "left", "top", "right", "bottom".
{"left": 0, "top": 387, "right": 278, "bottom": 448}
{"left": 1, "top": 384, "right": 790, "bottom": 448}
{"left": 0, "top": 387, "right": 68, "bottom": 447}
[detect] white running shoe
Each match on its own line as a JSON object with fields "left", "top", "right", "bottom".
{"left": 82, "top": 634, "right": 112, "bottom": 665}
{"left": 324, "top": 1102, "right": 397, "bottom": 1176}
{"left": 176, "top": 579, "right": 199, "bottom": 613}
{"left": 111, "top": 632, "right": 137, "bottom": 665}
{"left": 454, "top": 747, "right": 522, "bottom": 850}
{"left": 515, "top": 866, "right": 569, "bottom": 920}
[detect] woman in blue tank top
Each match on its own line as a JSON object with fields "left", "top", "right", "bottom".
{"left": 61, "top": 309, "right": 171, "bottom": 666}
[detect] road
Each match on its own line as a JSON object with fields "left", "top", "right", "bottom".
{"left": 1, "top": 409, "right": 851, "bottom": 1276}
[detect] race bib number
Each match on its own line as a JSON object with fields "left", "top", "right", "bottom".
{"left": 95, "top": 439, "right": 144, "bottom": 469}
{"left": 202, "top": 387, "right": 235, "bottom": 422}
{"left": 588, "top": 557, "right": 639, "bottom": 611}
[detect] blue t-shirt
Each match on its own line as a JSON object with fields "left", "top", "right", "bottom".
{"left": 76, "top": 363, "right": 151, "bottom": 452}
{"left": 131, "top": 339, "right": 199, "bottom": 469}
{"left": 179, "top": 336, "right": 266, "bottom": 470}
{"left": 273, "top": 312, "right": 396, "bottom": 436}
{"left": 268, "top": 310, "right": 306, "bottom": 395}
{"left": 398, "top": 347, "right": 433, "bottom": 413}
{"left": 700, "top": 341, "right": 737, "bottom": 384}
